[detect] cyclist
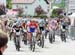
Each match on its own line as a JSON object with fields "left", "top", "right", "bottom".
{"left": 39, "top": 19, "right": 46, "bottom": 31}
{"left": 27, "top": 19, "right": 38, "bottom": 44}
{"left": 38, "top": 19, "right": 46, "bottom": 39}
{"left": 9, "top": 21, "right": 17, "bottom": 40}
{"left": 22, "top": 21, "right": 26, "bottom": 28}
{"left": 48, "top": 19, "right": 58, "bottom": 43}
{"left": 13, "top": 23, "right": 21, "bottom": 50}
{"left": 21, "top": 21, "right": 27, "bottom": 45}
{"left": 61, "top": 18, "right": 69, "bottom": 32}
{"left": 60, "top": 18, "right": 70, "bottom": 41}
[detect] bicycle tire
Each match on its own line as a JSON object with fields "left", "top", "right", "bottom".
{"left": 49, "top": 34, "right": 53, "bottom": 44}
{"left": 15, "top": 36, "right": 20, "bottom": 51}
{"left": 41, "top": 35, "right": 44, "bottom": 48}
{"left": 32, "top": 36, "right": 35, "bottom": 52}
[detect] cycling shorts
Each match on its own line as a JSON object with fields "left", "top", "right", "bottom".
{"left": 29, "top": 27, "right": 36, "bottom": 33}
{"left": 39, "top": 27, "right": 44, "bottom": 31}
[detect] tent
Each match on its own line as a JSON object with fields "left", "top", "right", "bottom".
{"left": 6, "top": 10, "right": 18, "bottom": 17}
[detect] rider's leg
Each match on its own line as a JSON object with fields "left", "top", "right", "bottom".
{"left": 27, "top": 32, "right": 32, "bottom": 44}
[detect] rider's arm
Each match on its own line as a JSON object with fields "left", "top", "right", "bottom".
{"left": 36, "top": 23, "right": 40, "bottom": 33}
{"left": 1, "top": 20, "right": 6, "bottom": 32}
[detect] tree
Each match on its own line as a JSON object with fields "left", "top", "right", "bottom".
{"left": 50, "top": 8, "right": 63, "bottom": 18}
{"left": 6, "top": 0, "right": 12, "bottom": 9}
{"left": 17, "top": 8, "right": 23, "bottom": 17}
{"left": 35, "top": 5, "right": 46, "bottom": 16}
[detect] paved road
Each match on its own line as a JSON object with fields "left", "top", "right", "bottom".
{"left": 4, "top": 35, "right": 75, "bottom": 55}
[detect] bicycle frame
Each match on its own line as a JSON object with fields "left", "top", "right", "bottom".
{"left": 30, "top": 32, "right": 36, "bottom": 52}
{"left": 61, "top": 29, "right": 66, "bottom": 42}
{"left": 49, "top": 29, "right": 55, "bottom": 43}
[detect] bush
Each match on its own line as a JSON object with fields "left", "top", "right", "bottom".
{"left": 35, "top": 5, "right": 46, "bottom": 16}
{"left": 6, "top": 0, "right": 12, "bottom": 9}
{"left": 33, "top": 15, "right": 47, "bottom": 19}
{"left": 39, "top": 15, "right": 47, "bottom": 18}
{"left": 58, "top": 15, "right": 64, "bottom": 18}
{"left": 51, "top": 8, "right": 63, "bottom": 18}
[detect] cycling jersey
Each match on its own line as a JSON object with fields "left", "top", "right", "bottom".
{"left": 29, "top": 22, "right": 38, "bottom": 33}
{"left": 61, "top": 21, "right": 68, "bottom": 30}
{"left": 22, "top": 22, "right": 26, "bottom": 28}
{"left": 48, "top": 19, "right": 58, "bottom": 30}
{"left": 39, "top": 19, "right": 46, "bottom": 31}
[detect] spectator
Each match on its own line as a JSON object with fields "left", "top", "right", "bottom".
{"left": 0, "top": 30, "right": 8, "bottom": 55}
{"left": 1, "top": 15, "right": 7, "bottom": 32}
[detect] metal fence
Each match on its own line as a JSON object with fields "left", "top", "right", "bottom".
{"left": 70, "top": 26, "right": 75, "bottom": 40}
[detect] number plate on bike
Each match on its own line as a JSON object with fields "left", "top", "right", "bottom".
{"left": 16, "top": 32, "right": 20, "bottom": 35}
{"left": 62, "top": 29, "right": 65, "bottom": 32}
{"left": 23, "top": 29, "right": 27, "bottom": 32}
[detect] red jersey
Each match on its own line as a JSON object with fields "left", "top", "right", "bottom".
{"left": 22, "top": 22, "right": 26, "bottom": 28}
{"left": 29, "top": 22, "right": 38, "bottom": 28}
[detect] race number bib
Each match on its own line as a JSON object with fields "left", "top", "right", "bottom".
{"left": 16, "top": 32, "right": 20, "bottom": 35}
{"left": 24, "top": 29, "right": 27, "bottom": 32}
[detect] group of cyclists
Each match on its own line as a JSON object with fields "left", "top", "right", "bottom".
{"left": 6, "top": 16, "right": 71, "bottom": 51}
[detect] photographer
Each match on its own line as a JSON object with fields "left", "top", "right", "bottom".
{"left": 0, "top": 30, "right": 8, "bottom": 55}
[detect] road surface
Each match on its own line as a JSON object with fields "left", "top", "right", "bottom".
{"left": 4, "top": 35, "right": 75, "bottom": 55}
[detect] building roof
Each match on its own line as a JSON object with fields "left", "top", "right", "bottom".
{"left": 12, "top": 0, "right": 35, "bottom": 4}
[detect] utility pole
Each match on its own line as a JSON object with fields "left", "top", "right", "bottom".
{"left": 46, "top": 0, "right": 53, "bottom": 18}
{"left": 64, "top": 0, "right": 69, "bottom": 17}
{"left": 66, "top": 0, "right": 69, "bottom": 17}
